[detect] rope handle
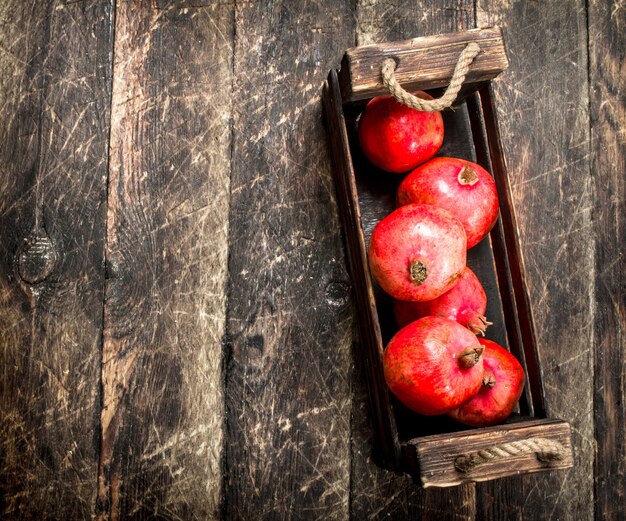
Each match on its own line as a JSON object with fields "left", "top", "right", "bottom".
{"left": 381, "top": 42, "right": 481, "bottom": 112}
{"left": 454, "top": 437, "right": 566, "bottom": 473}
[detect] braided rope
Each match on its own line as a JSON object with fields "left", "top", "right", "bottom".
{"left": 455, "top": 437, "right": 566, "bottom": 473}
{"left": 381, "top": 42, "right": 481, "bottom": 112}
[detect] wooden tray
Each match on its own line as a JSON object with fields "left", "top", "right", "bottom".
{"left": 322, "top": 27, "right": 574, "bottom": 488}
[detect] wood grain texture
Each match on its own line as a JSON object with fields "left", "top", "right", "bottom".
{"left": 0, "top": 2, "right": 620, "bottom": 518}
{"left": 340, "top": 27, "right": 508, "bottom": 102}
{"left": 476, "top": 1, "right": 594, "bottom": 519}
{"left": 221, "top": 1, "right": 355, "bottom": 519}
{"left": 588, "top": 1, "right": 625, "bottom": 519}
{"left": 412, "top": 420, "right": 573, "bottom": 488}
{"left": 350, "top": 2, "right": 478, "bottom": 519}
{"left": 0, "top": 1, "right": 113, "bottom": 518}
{"left": 356, "top": 0, "right": 474, "bottom": 46}
{"left": 99, "top": 2, "right": 232, "bottom": 519}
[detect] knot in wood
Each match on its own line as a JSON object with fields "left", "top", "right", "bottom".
{"left": 17, "top": 227, "right": 58, "bottom": 284}
{"left": 325, "top": 280, "right": 351, "bottom": 308}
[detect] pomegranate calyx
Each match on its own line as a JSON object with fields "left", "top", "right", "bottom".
{"left": 482, "top": 370, "right": 496, "bottom": 388}
{"left": 458, "top": 165, "right": 479, "bottom": 186}
{"left": 467, "top": 313, "right": 493, "bottom": 336}
{"left": 409, "top": 260, "right": 428, "bottom": 286}
{"left": 457, "top": 345, "right": 485, "bottom": 369}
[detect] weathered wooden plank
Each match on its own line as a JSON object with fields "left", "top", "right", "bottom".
{"left": 340, "top": 27, "right": 508, "bottom": 102}
{"left": 356, "top": 0, "right": 475, "bottom": 46}
{"left": 476, "top": 2, "right": 594, "bottom": 520}
{"left": 412, "top": 419, "right": 573, "bottom": 488}
{"left": 0, "top": 1, "right": 113, "bottom": 517}
{"left": 350, "top": 2, "right": 478, "bottom": 519}
{"left": 98, "top": 2, "right": 232, "bottom": 519}
{"left": 588, "top": 1, "right": 625, "bottom": 519}
{"left": 222, "top": 0, "right": 355, "bottom": 519}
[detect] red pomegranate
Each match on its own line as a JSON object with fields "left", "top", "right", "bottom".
{"left": 358, "top": 94, "right": 444, "bottom": 173}
{"left": 393, "top": 266, "right": 492, "bottom": 335}
{"left": 448, "top": 338, "right": 525, "bottom": 427}
{"left": 383, "top": 316, "right": 485, "bottom": 416}
{"left": 397, "top": 157, "right": 500, "bottom": 248}
{"left": 368, "top": 204, "right": 466, "bottom": 301}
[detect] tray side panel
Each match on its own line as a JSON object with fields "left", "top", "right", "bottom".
{"left": 322, "top": 71, "right": 402, "bottom": 469}
{"left": 339, "top": 27, "right": 508, "bottom": 102}
{"left": 410, "top": 419, "right": 573, "bottom": 488}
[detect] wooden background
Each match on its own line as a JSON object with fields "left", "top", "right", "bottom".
{"left": 0, "top": 1, "right": 623, "bottom": 519}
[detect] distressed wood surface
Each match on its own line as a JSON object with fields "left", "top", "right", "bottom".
{"left": 98, "top": 2, "right": 232, "bottom": 519}
{"left": 221, "top": 1, "right": 355, "bottom": 519}
{"left": 476, "top": 1, "right": 594, "bottom": 520}
{"left": 0, "top": 1, "right": 623, "bottom": 519}
{"left": 413, "top": 419, "right": 573, "bottom": 488}
{"left": 589, "top": 1, "right": 625, "bottom": 520}
{"left": 0, "top": 1, "right": 113, "bottom": 518}
{"left": 340, "top": 27, "right": 508, "bottom": 102}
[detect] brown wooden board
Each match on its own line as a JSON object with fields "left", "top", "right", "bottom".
{"left": 589, "top": 1, "right": 625, "bottom": 519}
{"left": 322, "top": 27, "right": 574, "bottom": 494}
{"left": 0, "top": 1, "right": 113, "bottom": 518}
{"left": 340, "top": 27, "right": 508, "bottom": 103}
{"left": 476, "top": 2, "right": 595, "bottom": 520}
{"left": 98, "top": 3, "right": 232, "bottom": 519}
{"left": 0, "top": 2, "right": 621, "bottom": 518}
{"left": 412, "top": 419, "right": 573, "bottom": 488}
{"left": 221, "top": 1, "right": 355, "bottom": 519}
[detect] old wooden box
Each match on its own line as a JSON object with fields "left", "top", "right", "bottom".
{"left": 322, "top": 27, "right": 574, "bottom": 487}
